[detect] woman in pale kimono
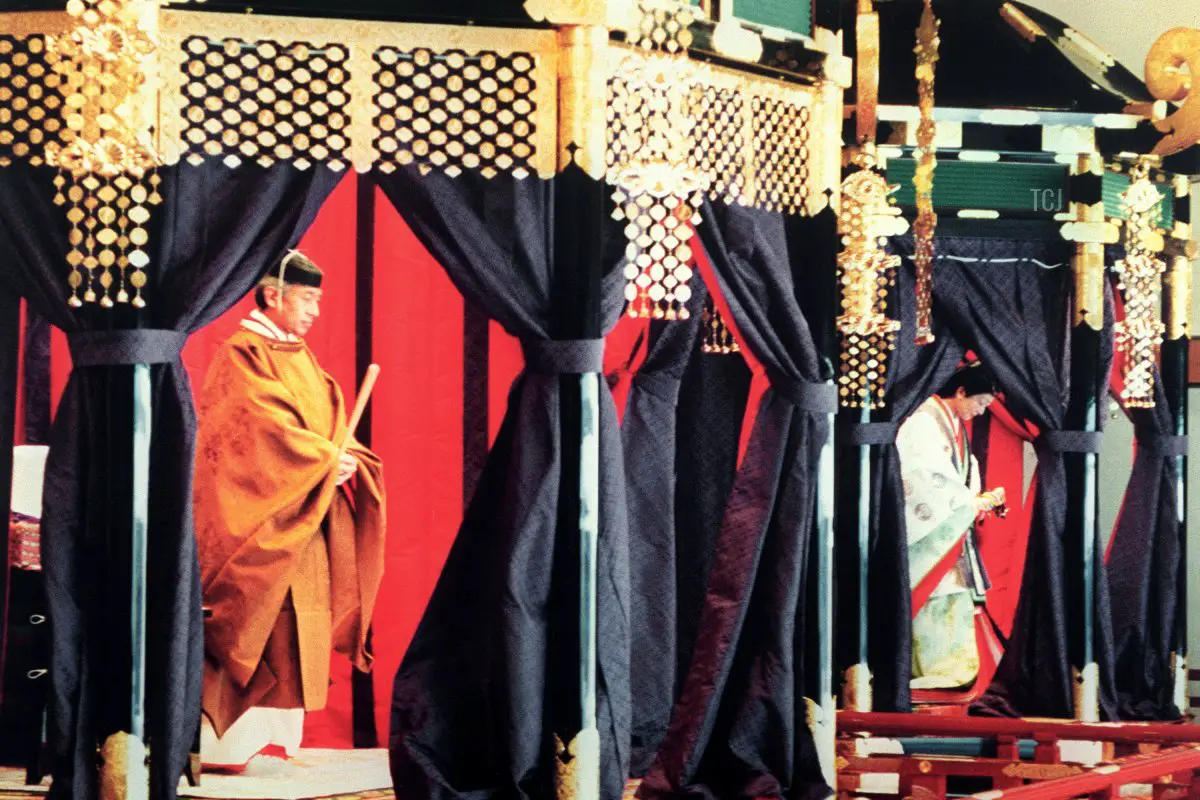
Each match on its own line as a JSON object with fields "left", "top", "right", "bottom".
{"left": 898, "top": 364, "right": 1006, "bottom": 690}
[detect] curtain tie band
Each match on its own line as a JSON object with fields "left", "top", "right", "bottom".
{"left": 68, "top": 330, "right": 188, "bottom": 367}
{"left": 522, "top": 338, "right": 604, "bottom": 375}
{"left": 841, "top": 421, "right": 901, "bottom": 447}
{"left": 770, "top": 375, "right": 838, "bottom": 415}
{"left": 1039, "top": 430, "right": 1102, "bottom": 454}
{"left": 1141, "top": 434, "right": 1189, "bottom": 457}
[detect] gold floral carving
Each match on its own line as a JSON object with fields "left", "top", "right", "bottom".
{"left": 1145, "top": 27, "right": 1200, "bottom": 156}
{"left": 44, "top": 0, "right": 170, "bottom": 308}
{"left": 837, "top": 148, "right": 907, "bottom": 408}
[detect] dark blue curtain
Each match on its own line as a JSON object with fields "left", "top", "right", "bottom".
{"left": 0, "top": 162, "right": 338, "bottom": 799}
{"left": 378, "top": 167, "right": 632, "bottom": 800}
{"left": 623, "top": 280, "right": 705, "bottom": 776}
{"left": 640, "top": 202, "right": 834, "bottom": 800}
{"left": 1109, "top": 368, "right": 1185, "bottom": 719}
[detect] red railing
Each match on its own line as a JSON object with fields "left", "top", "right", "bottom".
{"left": 839, "top": 711, "right": 1200, "bottom": 746}
{"left": 962, "top": 745, "right": 1200, "bottom": 799}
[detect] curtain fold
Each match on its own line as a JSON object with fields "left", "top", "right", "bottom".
{"left": 623, "top": 280, "right": 705, "bottom": 777}
{"left": 1108, "top": 369, "right": 1184, "bottom": 720}
{"left": 640, "top": 202, "right": 832, "bottom": 800}
{"left": 0, "top": 161, "right": 340, "bottom": 799}
{"left": 378, "top": 167, "right": 632, "bottom": 800}
{"left": 890, "top": 236, "right": 1117, "bottom": 720}
{"left": 836, "top": 264, "right": 967, "bottom": 712}
{"left": 671, "top": 338, "right": 752, "bottom": 690}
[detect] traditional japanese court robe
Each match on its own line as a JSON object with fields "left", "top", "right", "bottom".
{"left": 194, "top": 315, "right": 386, "bottom": 740}
{"left": 898, "top": 395, "right": 982, "bottom": 689}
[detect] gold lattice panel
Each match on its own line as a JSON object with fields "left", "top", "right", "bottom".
{"left": 749, "top": 94, "right": 812, "bottom": 215}
{"left": 158, "top": 11, "right": 557, "bottom": 176}
{"left": 0, "top": 15, "right": 71, "bottom": 168}
{"left": 372, "top": 47, "right": 541, "bottom": 178}
{"left": 689, "top": 85, "right": 748, "bottom": 206}
{"left": 606, "top": 46, "right": 820, "bottom": 215}
{"left": 175, "top": 36, "right": 354, "bottom": 169}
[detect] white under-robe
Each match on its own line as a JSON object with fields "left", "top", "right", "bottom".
{"left": 897, "top": 396, "right": 981, "bottom": 690}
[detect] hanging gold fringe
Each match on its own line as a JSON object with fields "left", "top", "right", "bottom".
{"left": 45, "top": 0, "right": 164, "bottom": 308}
{"left": 911, "top": 0, "right": 940, "bottom": 345}
{"left": 609, "top": 1, "right": 706, "bottom": 321}
{"left": 1112, "top": 161, "right": 1167, "bottom": 407}
{"left": 701, "top": 291, "right": 739, "bottom": 354}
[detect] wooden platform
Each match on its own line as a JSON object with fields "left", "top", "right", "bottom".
{"left": 0, "top": 748, "right": 393, "bottom": 800}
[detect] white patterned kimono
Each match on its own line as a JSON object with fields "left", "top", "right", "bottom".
{"left": 897, "top": 396, "right": 981, "bottom": 690}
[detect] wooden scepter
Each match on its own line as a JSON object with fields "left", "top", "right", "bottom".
{"left": 337, "top": 363, "right": 380, "bottom": 461}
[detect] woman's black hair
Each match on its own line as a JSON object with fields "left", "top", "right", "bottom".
{"left": 936, "top": 361, "right": 999, "bottom": 398}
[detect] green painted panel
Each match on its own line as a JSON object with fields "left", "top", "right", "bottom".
{"left": 885, "top": 159, "right": 1070, "bottom": 213}
{"left": 1102, "top": 171, "right": 1174, "bottom": 228}
{"left": 734, "top": 0, "right": 812, "bottom": 36}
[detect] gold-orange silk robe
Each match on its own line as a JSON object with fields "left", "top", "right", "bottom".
{"left": 194, "top": 329, "right": 386, "bottom": 736}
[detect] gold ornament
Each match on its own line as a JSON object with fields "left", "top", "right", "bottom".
{"left": 44, "top": 0, "right": 169, "bottom": 309}
{"left": 1000, "top": 763, "right": 1083, "bottom": 780}
{"left": 156, "top": 12, "right": 558, "bottom": 175}
{"left": 841, "top": 662, "right": 874, "bottom": 713}
{"left": 837, "top": 148, "right": 907, "bottom": 408}
{"left": 911, "top": 0, "right": 940, "bottom": 345}
{"left": 855, "top": 1, "right": 880, "bottom": 146}
{"left": 1112, "top": 161, "right": 1167, "bottom": 408}
{"left": 554, "top": 730, "right": 600, "bottom": 800}
{"left": 98, "top": 731, "right": 147, "bottom": 800}
{"left": 608, "top": 1, "right": 705, "bottom": 321}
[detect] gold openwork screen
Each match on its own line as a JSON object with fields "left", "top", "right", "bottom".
{"left": 372, "top": 48, "right": 541, "bottom": 178}
{"left": 176, "top": 36, "right": 355, "bottom": 169}
{"left": 0, "top": 31, "right": 62, "bottom": 167}
{"left": 158, "top": 11, "right": 558, "bottom": 176}
{"left": 749, "top": 93, "right": 812, "bottom": 216}
{"left": 689, "top": 85, "right": 748, "bottom": 207}
{"left": 606, "top": 45, "right": 823, "bottom": 322}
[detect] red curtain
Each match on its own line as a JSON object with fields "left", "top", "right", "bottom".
{"left": 978, "top": 402, "right": 1039, "bottom": 639}
{"left": 369, "top": 183, "right": 469, "bottom": 742}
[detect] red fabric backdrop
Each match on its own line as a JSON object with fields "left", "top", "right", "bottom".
{"left": 977, "top": 405, "right": 1037, "bottom": 639}
{"left": 175, "top": 174, "right": 644, "bottom": 745}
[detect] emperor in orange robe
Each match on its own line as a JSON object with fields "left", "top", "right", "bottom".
{"left": 193, "top": 252, "right": 386, "bottom": 764}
